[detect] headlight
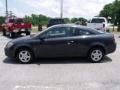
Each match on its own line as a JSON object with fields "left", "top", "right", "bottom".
{"left": 6, "top": 42, "right": 14, "bottom": 48}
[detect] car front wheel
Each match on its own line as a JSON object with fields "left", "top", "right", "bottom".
{"left": 16, "top": 49, "right": 33, "bottom": 64}
{"left": 88, "top": 48, "right": 104, "bottom": 63}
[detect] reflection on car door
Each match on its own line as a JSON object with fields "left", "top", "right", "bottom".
{"left": 36, "top": 37, "right": 68, "bottom": 57}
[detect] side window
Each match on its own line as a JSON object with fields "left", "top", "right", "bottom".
{"left": 45, "top": 27, "right": 71, "bottom": 38}
{"left": 75, "top": 28, "right": 93, "bottom": 36}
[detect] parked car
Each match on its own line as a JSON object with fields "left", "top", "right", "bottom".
{"left": 2, "top": 18, "right": 32, "bottom": 38}
{"left": 5, "top": 24, "right": 116, "bottom": 64}
{"left": 47, "top": 18, "right": 65, "bottom": 27}
{"left": 87, "top": 17, "right": 109, "bottom": 32}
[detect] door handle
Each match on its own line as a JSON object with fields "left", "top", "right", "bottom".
{"left": 69, "top": 41, "right": 74, "bottom": 43}
{"left": 67, "top": 41, "right": 74, "bottom": 45}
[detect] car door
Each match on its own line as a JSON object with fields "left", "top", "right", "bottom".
{"left": 36, "top": 26, "right": 74, "bottom": 57}
{"left": 71, "top": 28, "right": 94, "bottom": 56}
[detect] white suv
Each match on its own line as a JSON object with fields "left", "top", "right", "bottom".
{"left": 87, "top": 17, "right": 109, "bottom": 32}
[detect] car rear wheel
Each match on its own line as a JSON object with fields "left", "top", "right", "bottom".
{"left": 16, "top": 49, "right": 33, "bottom": 64}
{"left": 88, "top": 48, "right": 104, "bottom": 63}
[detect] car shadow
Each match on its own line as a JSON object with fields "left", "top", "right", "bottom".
{"left": 3, "top": 56, "right": 112, "bottom": 65}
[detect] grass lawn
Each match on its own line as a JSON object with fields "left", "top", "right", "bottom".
{"left": 32, "top": 26, "right": 38, "bottom": 33}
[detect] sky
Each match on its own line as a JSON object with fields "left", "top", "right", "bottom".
{"left": 0, "top": 0, "right": 114, "bottom": 19}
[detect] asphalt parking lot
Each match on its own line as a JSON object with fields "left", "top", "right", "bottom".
{"left": 0, "top": 33, "right": 120, "bottom": 90}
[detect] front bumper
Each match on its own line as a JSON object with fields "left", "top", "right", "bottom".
{"left": 4, "top": 46, "right": 15, "bottom": 58}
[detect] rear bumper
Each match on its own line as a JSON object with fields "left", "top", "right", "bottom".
{"left": 106, "top": 42, "right": 116, "bottom": 54}
{"left": 12, "top": 29, "right": 31, "bottom": 33}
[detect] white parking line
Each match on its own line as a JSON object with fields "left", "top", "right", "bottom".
{"left": 13, "top": 85, "right": 67, "bottom": 90}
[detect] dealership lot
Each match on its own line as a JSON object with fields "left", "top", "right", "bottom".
{"left": 0, "top": 34, "right": 120, "bottom": 90}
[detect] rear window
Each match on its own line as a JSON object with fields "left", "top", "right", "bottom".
{"left": 75, "top": 27, "right": 106, "bottom": 36}
{"left": 88, "top": 28, "right": 106, "bottom": 34}
{"left": 91, "top": 18, "right": 105, "bottom": 23}
{"left": 9, "top": 19, "right": 15, "bottom": 23}
{"left": 15, "top": 19, "right": 24, "bottom": 23}
{"left": 75, "top": 28, "right": 94, "bottom": 36}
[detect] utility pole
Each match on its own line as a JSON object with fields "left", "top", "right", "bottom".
{"left": 6, "top": 0, "right": 8, "bottom": 18}
{"left": 60, "top": 0, "right": 63, "bottom": 18}
{"left": 114, "top": 0, "right": 118, "bottom": 32}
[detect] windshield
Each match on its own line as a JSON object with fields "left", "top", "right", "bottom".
{"left": 91, "top": 19, "right": 105, "bottom": 23}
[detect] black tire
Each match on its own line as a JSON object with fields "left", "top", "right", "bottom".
{"left": 106, "top": 29, "right": 110, "bottom": 32}
{"left": 26, "top": 31, "right": 30, "bottom": 35}
{"left": 88, "top": 47, "right": 105, "bottom": 63}
{"left": 2, "top": 29, "right": 6, "bottom": 36}
{"left": 16, "top": 48, "right": 34, "bottom": 64}
{"left": 9, "top": 32, "right": 15, "bottom": 38}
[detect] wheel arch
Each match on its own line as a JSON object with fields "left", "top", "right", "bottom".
{"left": 88, "top": 44, "right": 106, "bottom": 55}
{"left": 14, "top": 45, "right": 34, "bottom": 57}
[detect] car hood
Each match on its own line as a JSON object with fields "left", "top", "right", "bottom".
{"left": 11, "top": 35, "right": 34, "bottom": 44}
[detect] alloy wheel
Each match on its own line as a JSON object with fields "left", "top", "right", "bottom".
{"left": 18, "top": 50, "right": 31, "bottom": 63}
{"left": 91, "top": 49, "right": 103, "bottom": 62}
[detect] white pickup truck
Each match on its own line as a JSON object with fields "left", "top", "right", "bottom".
{"left": 87, "top": 17, "right": 109, "bottom": 32}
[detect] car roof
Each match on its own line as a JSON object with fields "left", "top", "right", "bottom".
{"left": 50, "top": 24, "right": 88, "bottom": 29}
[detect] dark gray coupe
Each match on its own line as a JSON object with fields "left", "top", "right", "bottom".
{"left": 5, "top": 24, "right": 116, "bottom": 64}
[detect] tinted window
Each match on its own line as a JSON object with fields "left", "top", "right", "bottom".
{"left": 75, "top": 28, "right": 93, "bottom": 36}
{"left": 91, "top": 19, "right": 105, "bottom": 23}
{"left": 9, "top": 19, "right": 15, "bottom": 23}
{"left": 49, "top": 19, "right": 65, "bottom": 24}
{"left": 16, "top": 19, "right": 24, "bottom": 23}
{"left": 43, "top": 27, "right": 71, "bottom": 38}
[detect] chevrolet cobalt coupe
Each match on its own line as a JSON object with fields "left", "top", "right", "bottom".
{"left": 5, "top": 24, "right": 116, "bottom": 64}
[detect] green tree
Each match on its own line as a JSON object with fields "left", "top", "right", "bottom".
{"left": 71, "top": 17, "right": 87, "bottom": 25}
{"left": 99, "top": 0, "right": 120, "bottom": 31}
{"left": 24, "top": 14, "right": 50, "bottom": 26}
{"left": 64, "top": 18, "right": 70, "bottom": 23}
{"left": 71, "top": 18, "right": 78, "bottom": 23}
{"left": 78, "top": 17, "right": 87, "bottom": 25}
{"left": 0, "top": 16, "right": 5, "bottom": 25}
